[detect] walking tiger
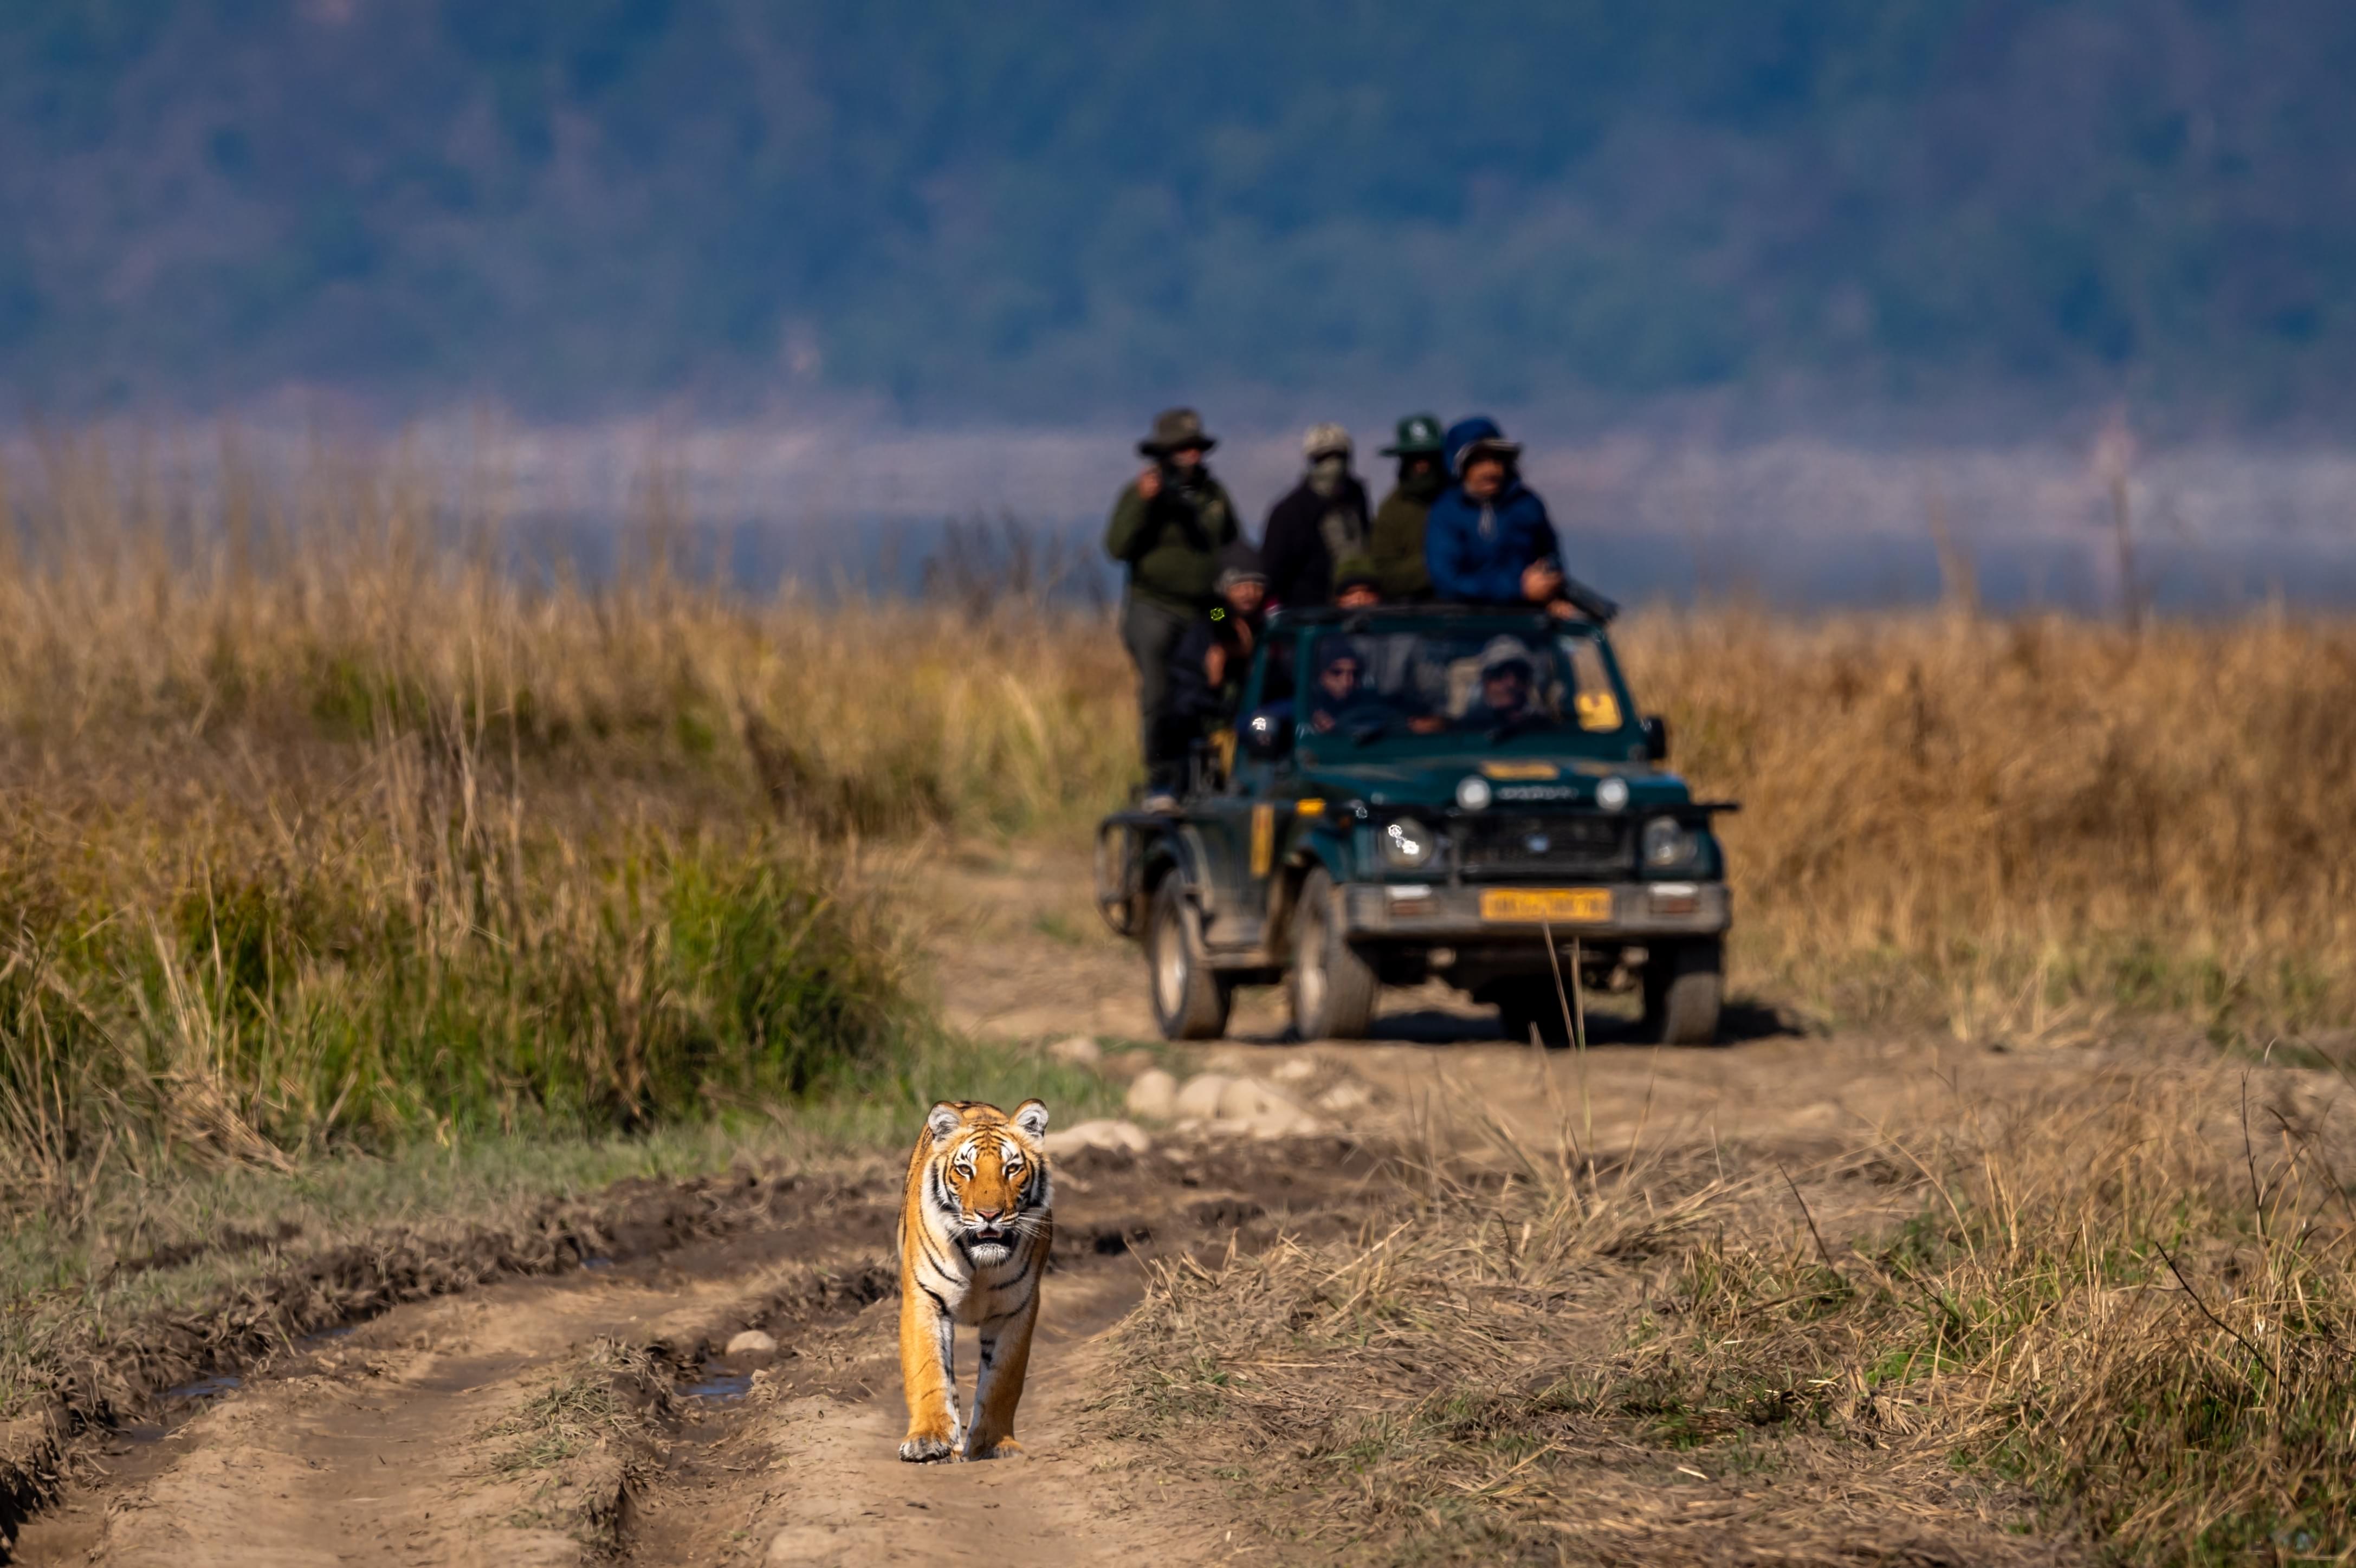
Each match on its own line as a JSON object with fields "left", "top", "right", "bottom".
{"left": 897, "top": 1098, "right": 1053, "bottom": 1461}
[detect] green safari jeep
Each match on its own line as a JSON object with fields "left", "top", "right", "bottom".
{"left": 1094, "top": 605, "right": 1737, "bottom": 1044}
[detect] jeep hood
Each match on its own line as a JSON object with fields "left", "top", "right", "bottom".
{"left": 1295, "top": 757, "right": 1693, "bottom": 811}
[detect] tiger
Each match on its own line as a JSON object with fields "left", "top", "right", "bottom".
{"left": 897, "top": 1097, "right": 1053, "bottom": 1462}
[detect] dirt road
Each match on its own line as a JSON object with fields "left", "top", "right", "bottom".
{"left": 14, "top": 1130, "right": 1375, "bottom": 1567}
{"left": 8, "top": 840, "right": 2167, "bottom": 1566}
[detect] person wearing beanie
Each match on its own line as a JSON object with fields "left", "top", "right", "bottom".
{"left": 1158, "top": 541, "right": 1269, "bottom": 800}
{"left": 1104, "top": 407, "right": 1241, "bottom": 796}
{"left": 1331, "top": 559, "right": 1383, "bottom": 610}
{"left": 1423, "top": 416, "right": 1620, "bottom": 622}
{"left": 1260, "top": 422, "right": 1371, "bottom": 611}
{"left": 1367, "top": 412, "right": 1445, "bottom": 601}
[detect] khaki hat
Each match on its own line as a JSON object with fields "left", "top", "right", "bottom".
{"left": 1302, "top": 422, "right": 1352, "bottom": 460}
{"left": 1138, "top": 407, "right": 1217, "bottom": 457}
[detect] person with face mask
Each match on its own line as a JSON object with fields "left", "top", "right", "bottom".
{"left": 1105, "top": 407, "right": 1241, "bottom": 803}
{"left": 1366, "top": 413, "right": 1445, "bottom": 601}
{"left": 1260, "top": 423, "right": 1371, "bottom": 611}
{"left": 1423, "top": 416, "right": 1619, "bottom": 622}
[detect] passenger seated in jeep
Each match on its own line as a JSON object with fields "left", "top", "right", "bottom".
{"left": 1457, "top": 636, "right": 1555, "bottom": 731}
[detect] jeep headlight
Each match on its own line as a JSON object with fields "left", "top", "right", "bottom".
{"left": 1382, "top": 818, "right": 1435, "bottom": 869}
{"left": 1641, "top": 816, "right": 1697, "bottom": 869}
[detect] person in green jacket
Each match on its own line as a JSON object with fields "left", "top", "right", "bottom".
{"left": 1364, "top": 412, "right": 1446, "bottom": 601}
{"left": 1104, "top": 407, "right": 1240, "bottom": 805}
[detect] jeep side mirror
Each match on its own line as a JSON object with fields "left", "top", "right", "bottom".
{"left": 1244, "top": 702, "right": 1294, "bottom": 761}
{"left": 1641, "top": 714, "right": 1669, "bottom": 762}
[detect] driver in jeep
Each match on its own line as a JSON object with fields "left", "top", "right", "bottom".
{"left": 1305, "top": 640, "right": 1381, "bottom": 734}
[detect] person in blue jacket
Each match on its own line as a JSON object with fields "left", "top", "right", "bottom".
{"left": 1423, "top": 417, "right": 1619, "bottom": 621}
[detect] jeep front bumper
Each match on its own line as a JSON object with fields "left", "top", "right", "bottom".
{"left": 1338, "top": 880, "right": 1730, "bottom": 941}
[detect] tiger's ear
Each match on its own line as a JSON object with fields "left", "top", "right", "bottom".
{"left": 1012, "top": 1099, "right": 1050, "bottom": 1140}
{"left": 926, "top": 1103, "right": 963, "bottom": 1144}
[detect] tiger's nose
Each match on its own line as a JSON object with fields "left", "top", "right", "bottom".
{"left": 975, "top": 1207, "right": 1005, "bottom": 1224}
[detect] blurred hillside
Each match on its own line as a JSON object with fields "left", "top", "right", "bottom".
{"left": 4, "top": 1, "right": 2352, "bottom": 428}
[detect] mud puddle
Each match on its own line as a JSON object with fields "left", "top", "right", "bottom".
{"left": 680, "top": 1366, "right": 755, "bottom": 1403}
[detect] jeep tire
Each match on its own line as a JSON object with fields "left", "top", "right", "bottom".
{"left": 1289, "top": 867, "right": 1378, "bottom": 1040}
{"left": 1148, "top": 878, "right": 1231, "bottom": 1040}
{"left": 1642, "top": 938, "right": 1724, "bottom": 1046}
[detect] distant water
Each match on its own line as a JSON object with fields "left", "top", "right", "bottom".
{"left": 15, "top": 421, "right": 2355, "bottom": 614}
{"left": 497, "top": 510, "right": 2355, "bottom": 617}
{"left": 458, "top": 423, "right": 2356, "bottom": 615}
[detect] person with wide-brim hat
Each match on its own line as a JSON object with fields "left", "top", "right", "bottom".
{"left": 1135, "top": 406, "right": 1218, "bottom": 459}
{"left": 1366, "top": 412, "right": 1446, "bottom": 602}
{"left": 1104, "top": 407, "right": 1240, "bottom": 806}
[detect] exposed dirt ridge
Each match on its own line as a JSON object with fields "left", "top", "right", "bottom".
{"left": 0, "top": 1167, "right": 873, "bottom": 1560}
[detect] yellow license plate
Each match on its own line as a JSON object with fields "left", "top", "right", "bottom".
{"left": 1478, "top": 888, "right": 1614, "bottom": 924}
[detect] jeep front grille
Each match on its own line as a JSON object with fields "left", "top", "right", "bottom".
{"left": 1455, "top": 814, "right": 1633, "bottom": 879}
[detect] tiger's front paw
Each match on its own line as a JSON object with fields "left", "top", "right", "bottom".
{"left": 963, "top": 1435, "right": 1026, "bottom": 1462}
{"left": 898, "top": 1433, "right": 957, "bottom": 1463}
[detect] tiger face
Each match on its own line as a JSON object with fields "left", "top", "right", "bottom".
{"left": 927, "top": 1100, "right": 1050, "bottom": 1268}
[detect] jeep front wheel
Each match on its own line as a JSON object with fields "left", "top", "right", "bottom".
{"left": 1148, "top": 878, "right": 1231, "bottom": 1040}
{"left": 1289, "top": 867, "right": 1378, "bottom": 1041}
{"left": 1642, "top": 938, "right": 1724, "bottom": 1046}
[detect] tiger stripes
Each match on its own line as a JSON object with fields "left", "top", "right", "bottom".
{"left": 897, "top": 1098, "right": 1053, "bottom": 1462}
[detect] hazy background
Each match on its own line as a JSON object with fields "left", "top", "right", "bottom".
{"left": 6, "top": 0, "right": 2354, "bottom": 607}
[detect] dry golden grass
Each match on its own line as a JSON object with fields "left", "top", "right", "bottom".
{"left": 1105, "top": 1059, "right": 2356, "bottom": 1563}
{"left": 1637, "top": 608, "right": 2356, "bottom": 1044}
{"left": 0, "top": 436, "right": 1136, "bottom": 1197}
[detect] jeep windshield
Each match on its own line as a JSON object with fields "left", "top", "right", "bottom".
{"left": 1292, "top": 621, "right": 1636, "bottom": 761}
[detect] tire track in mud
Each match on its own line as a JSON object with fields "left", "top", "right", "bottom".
{"left": 0, "top": 1171, "right": 871, "bottom": 1564}
{"left": 9, "top": 1138, "right": 1380, "bottom": 1567}
{"left": 6, "top": 1176, "right": 904, "bottom": 1567}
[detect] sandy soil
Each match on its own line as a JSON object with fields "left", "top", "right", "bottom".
{"left": 7, "top": 838, "right": 2175, "bottom": 1566}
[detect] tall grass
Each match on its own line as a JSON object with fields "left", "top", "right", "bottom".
{"left": 1, "top": 432, "right": 2352, "bottom": 1193}
{"left": 1642, "top": 608, "right": 2356, "bottom": 1039}
{"left": 0, "top": 435, "right": 1125, "bottom": 1195}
